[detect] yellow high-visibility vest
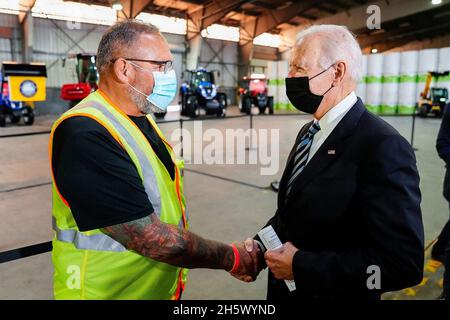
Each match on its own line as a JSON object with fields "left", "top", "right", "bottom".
{"left": 49, "top": 90, "right": 188, "bottom": 300}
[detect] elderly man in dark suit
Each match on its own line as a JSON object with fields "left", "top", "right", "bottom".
{"left": 434, "top": 103, "right": 450, "bottom": 299}
{"left": 235, "top": 24, "right": 424, "bottom": 300}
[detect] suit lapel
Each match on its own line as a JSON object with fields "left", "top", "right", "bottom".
{"left": 277, "top": 120, "right": 313, "bottom": 207}
{"left": 282, "top": 98, "right": 366, "bottom": 208}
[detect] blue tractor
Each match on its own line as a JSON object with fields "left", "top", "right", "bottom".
{"left": 0, "top": 63, "right": 47, "bottom": 127}
{"left": 0, "top": 95, "right": 34, "bottom": 127}
{"left": 179, "top": 68, "right": 227, "bottom": 118}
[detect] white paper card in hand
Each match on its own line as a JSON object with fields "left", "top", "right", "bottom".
{"left": 258, "top": 225, "right": 296, "bottom": 292}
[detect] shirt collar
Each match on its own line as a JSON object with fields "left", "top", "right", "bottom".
{"left": 314, "top": 91, "right": 357, "bottom": 136}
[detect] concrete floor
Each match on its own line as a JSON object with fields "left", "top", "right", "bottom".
{"left": 0, "top": 106, "right": 447, "bottom": 299}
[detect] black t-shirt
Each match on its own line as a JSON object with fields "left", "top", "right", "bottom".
{"left": 52, "top": 115, "right": 175, "bottom": 232}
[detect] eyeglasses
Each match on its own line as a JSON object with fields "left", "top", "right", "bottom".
{"left": 111, "top": 57, "right": 173, "bottom": 73}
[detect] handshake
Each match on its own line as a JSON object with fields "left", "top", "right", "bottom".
{"left": 228, "top": 238, "right": 299, "bottom": 282}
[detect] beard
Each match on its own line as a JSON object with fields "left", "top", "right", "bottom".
{"left": 127, "top": 86, "right": 163, "bottom": 114}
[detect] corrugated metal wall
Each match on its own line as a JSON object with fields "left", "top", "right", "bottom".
{"left": 33, "top": 18, "right": 107, "bottom": 87}
{"left": 0, "top": 13, "right": 22, "bottom": 63}
{"left": 199, "top": 38, "right": 239, "bottom": 104}
{"left": 0, "top": 12, "right": 277, "bottom": 113}
{"left": 0, "top": 13, "right": 189, "bottom": 88}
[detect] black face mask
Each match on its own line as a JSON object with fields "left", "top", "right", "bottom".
{"left": 285, "top": 65, "right": 335, "bottom": 114}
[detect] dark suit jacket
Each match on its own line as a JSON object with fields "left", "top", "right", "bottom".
{"left": 436, "top": 104, "right": 450, "bottom": 201}
{"left": 259, "top": 98, "right": 424, "bottom": 301}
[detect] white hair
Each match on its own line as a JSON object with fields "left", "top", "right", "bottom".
{"left": 295, "top": 24, "right": 363, "bottom": 83}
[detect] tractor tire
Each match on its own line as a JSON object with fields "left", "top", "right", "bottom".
{"left": 216, "top": 107, "right": 226, "bottom": 118}
{"left": 186, "top": 95, "right": 200, "bottom": 118}
{"left": 10, "top": 113, "right": 21, "bottom": 123}
{"left": 418, "top": 104, "right": 429, "bottom": 118}
{"left": 0, "top": 111, "right": 5, "bottom": 127}
{"left": 258, "top": 105, "right": 267, "bottom": 114}
{"left": 180, "top": 94, "right": 187, "bottom": 116}
{"left": 22, "top": 106, "right": 35, "bottom": 126}
{"left": 217, "top": 93, "right": 227, "bottom": 109}
{"left": 268, "top": 97, "right": 274, "bottom": 114}
{"left": 154, "top": 111, "right": 167, "bottom": 119}
{"left": 242, "top": 96, "right": 252, "bottom": 115}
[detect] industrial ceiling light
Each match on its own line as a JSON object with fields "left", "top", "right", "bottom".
{"left": 371, "top": 48, "right": 378, "bottom": 54}
{"left": 112, "top": 1, "right": 123, "bottom": 11}
{"left": 431, "top": 0, "right": 442, "bottom": 5}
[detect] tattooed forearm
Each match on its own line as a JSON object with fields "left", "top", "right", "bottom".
{"left": 101, "top": 214, "right": 235, "bottom": 271}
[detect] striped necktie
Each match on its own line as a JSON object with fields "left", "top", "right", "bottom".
{"left": 285, "top": 121, "right": 321, "bottom": 197}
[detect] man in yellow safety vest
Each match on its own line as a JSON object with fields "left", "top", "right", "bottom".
{"left": 50, "top": 20, "right": 260, "bottom": 300}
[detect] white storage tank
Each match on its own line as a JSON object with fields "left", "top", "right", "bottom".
{"left": 398, "top": 50, "right": 419, "bottom": 115}
{"left": 380, "top": 52, "right": 400, "bottom": 114}
{"left": 267, "top": 61, "right": 279, "bottom": 110}
{"left": 437, "top": 47, "right": 450, "bottom": 100}
{"left": 277, "top": 60, "right": 290, "bottom": 110}
{"left": 365, "top": 53, "right": 383, "bottom": 114}
{"left": 416, "top": 48, "right": 439, "bottom": 101}
{"left": 356, "top": 54, "right": 368, "bottom": 102}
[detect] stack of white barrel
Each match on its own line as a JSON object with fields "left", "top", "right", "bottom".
{"left": 365, "top": 53, "right": 383, "bottom": 114}
{"left": 380, "top": 52, "right": 400, "bottom": 115}
{"left": 416, "top": 49, "right": 439, "bottom": 102}
{"left": 356, "top": 55, "right": 368, "bottom": 102}
{"left": 267, "top": 61, "right": 278, "bottom": 110}
{"left": 277, "top": 60, "right": 290, "bottom": 111}
{"left": 438, "top": 47, "right": 450, "bottom": 98}
{"left": 398, "top": 51, "right": 418, "bottom": 115}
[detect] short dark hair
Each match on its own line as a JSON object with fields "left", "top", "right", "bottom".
{"left": 96, "top": 19, "right": 160, "bottom": 74}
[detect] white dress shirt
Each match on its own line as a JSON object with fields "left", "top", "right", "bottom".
{"left": 306, "top": 91, "right": 357, "bottom": 164}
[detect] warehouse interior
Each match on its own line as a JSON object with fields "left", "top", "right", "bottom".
{"left": 0, "top": 0, "right": 450, "bottom": 300}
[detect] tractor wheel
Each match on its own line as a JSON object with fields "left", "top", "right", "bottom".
{"left": 10, "top": 113, "right": 21, "bottom": 124}
{"left": 258, "top": 105, "right": 267, "bottom": 114}
{"left": 22, "top": 105, "right": 35, "bottom": 125}
{"left": 180, "top": 94, "right": 187, "bottom": 116}
{"left": 418, "top": 104, "right": 429, "bottom": 118}
{"left": 154, "top": 111, "right": 167, "bottom": 119}
{"left": 268, "top": 97, "right": 274, "bottom": 114}
{"left": 0, "top": 110, "right": 5, "bottom": 127}
{"left": 242, "top": 96, "right": 252, "bottom": 115}
{"left": 217, "top": 93, "right": 227, "bottom": 109}
{"left": 216, "top": 107, "right": 226, "bottom": 118}
{"left": 186, "top": 95, "right": 200, "bottom": 118}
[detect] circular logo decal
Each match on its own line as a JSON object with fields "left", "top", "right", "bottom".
{"left": 20, "top": 80, "right": 37, "bottom": 97}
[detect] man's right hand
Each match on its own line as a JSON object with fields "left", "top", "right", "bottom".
{"left": 229, "top": 239, "right": 264, "bottom": 282}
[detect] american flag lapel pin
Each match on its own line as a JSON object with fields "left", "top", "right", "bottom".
{"left": 328, "top": 149, "right": 336, "bottom": 155}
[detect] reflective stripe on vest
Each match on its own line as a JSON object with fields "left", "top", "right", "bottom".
{"left": 52, "top": 217, "right": 126, "bottom": 252}
{"left": 73, "top": 101, "right": 163, "bottom": 216}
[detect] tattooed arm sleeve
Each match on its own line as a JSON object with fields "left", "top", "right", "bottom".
{"left": 101, "top": 214, "right": 235, "bottom": 271}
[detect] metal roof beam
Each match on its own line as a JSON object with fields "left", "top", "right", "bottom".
{"left": 117, "top": 0, "right": 154, "bottom": 21}
{"left": 187, "top": 0, "right": 249, "bottom": 40}
{"left": 19, "top": 0, "right": 36, "bottom": 23}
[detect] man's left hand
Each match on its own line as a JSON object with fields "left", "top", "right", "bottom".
{"left": 265, "top": 242, "right": 299, "bottom": 280}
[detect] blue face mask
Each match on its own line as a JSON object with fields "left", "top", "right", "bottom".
{"left": 128, "top": 61, "right": 177, "bottom": 112}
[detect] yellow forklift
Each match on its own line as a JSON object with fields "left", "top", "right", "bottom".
{"left": 417, "top": 71, "right": 449, "bottom": 117}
